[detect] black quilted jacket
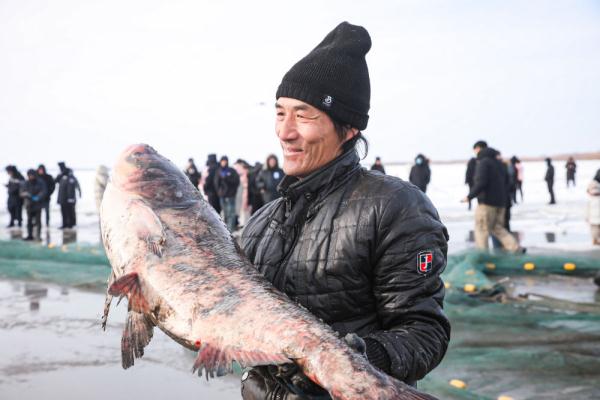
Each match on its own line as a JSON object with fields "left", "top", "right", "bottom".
{"left": 241, "top": 150, "right": 450, "bottom": 383}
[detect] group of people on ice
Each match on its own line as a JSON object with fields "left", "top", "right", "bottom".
{"left": 4, "top": 162, "right": 81, "bottom": 240}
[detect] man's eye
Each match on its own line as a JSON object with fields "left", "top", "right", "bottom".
{"left": 297, "top": 114, "right": 306, "bottom": 119}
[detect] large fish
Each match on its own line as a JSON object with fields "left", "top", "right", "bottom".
{"left": 100, "top": 144, "right": 437, "bottom": 400}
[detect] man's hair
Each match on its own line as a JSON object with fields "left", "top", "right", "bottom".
{"left": 332, "top": 118, "right": 369, "bottom": 159}
{"left": 473, "top": 140, "right": 488, "bottom": 150}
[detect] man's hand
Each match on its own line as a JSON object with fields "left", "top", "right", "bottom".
{"left": 460, "top": 197, "right": 469, "bottom": 203}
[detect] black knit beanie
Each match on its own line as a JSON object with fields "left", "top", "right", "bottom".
{"left": 276, "top": 22, "right": 371, "bottom": 130}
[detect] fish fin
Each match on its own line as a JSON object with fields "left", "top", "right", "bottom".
{"left": 108, "top": 272, "right": 149, "bottom": 313}
{"left": 192, "top": 343, "right": 290, "bottom": 379}
{"left": 121, "top": 311, "right": 154, "bottom": 369}
{"left": 101, "top": 271, "right": 116, "bottom": 330}
{"left": 128, "top": 199, "right": 166, "bottom": 257}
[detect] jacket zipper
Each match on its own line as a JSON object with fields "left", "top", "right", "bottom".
{"left": 272, "top": 197, "right": 303, "bottom": 291}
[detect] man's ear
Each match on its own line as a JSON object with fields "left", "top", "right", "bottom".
{"left": 345, "top": 127, "right": 359, "bottom": 142}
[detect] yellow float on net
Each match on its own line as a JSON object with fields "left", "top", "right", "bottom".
{"left": 523, "top": 262, "right": 535, "bottom": 271}
{"left": 444, "top": 282, "right": 451, "bottom": 289}
{"left": 563, "top": 262, "right": 576, "bottom": 271}
{"left": 47, "top": 243, "right": 56, "bottom": 249}
{"left": 497, "top": 396, "right": 514, "bottom": 400}
{"left": 61, "top": 245, "right": 68, "bottom": 252}
{"left": 485, "top": 262, "right": 496, "bottom": 270}
{"left": 463, "top": 284, "right": 476, "bottom": 293}
{"left": 449, "top": 379, "right": 467, "bottom": 389}
{"left": 465, "top": 269, "right": 475, "bottom": 275}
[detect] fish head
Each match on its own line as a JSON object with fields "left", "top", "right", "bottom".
{"left": 112, "top": 144, "right": 199, "bottom": 208}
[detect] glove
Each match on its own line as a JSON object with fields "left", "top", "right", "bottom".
{"left": 241, "top": 367, "right": 306, "bottom": 400}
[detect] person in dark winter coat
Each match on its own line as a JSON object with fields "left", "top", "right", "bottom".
{"left": 545, "top": 157, "right": 556, "bottom": 204}
{"left": 465, "top": 156, "right": 477, "bottom": 210}
{"left": 370, "top": 156, "right": 386, "bottom": 174}
{"left": 462, "top": 144, "right": 522, "bottom": 253}
{"left": 5, "top": 165, "right": 25, "bottom": 227}
{"left": 20, "top": 169, "right": 47, "bottom": 240}
{"left": 214, "top": 155, "right": 240, "bottom": 232}
{"left": 241, "top": 22, "right": 449, "bottom": 399}
{"left": 37, "top": 164, "right": 55, "bottom": 226}
{"left": 409, "top": 153, "right": 431, "bottom": 193}
{"left": 255, "top": 154, "right": 284, "bottom": 204}
{"left": 247, "top": 162, "right": 264, "bottom": 215}
{"left": 202, "top": 154, "right": 221, "bottom": 214}
{"left": 184, "top": 158, "right": 201, "bottom": 189}
{"left": 55, "top": 163, "right": 81, "bottom": 228}
{"left": 565, "top": 157, "right": 576, "bottom": 187}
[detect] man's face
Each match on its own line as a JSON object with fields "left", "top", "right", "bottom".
{"left": 220, "top": 159, "right": 228, "bottom": 168}
{"left": 474, "top": 147, "right": 482, "bottom": 156}
{"left": 275, "top": 97, "right": 351, "bottom": 178}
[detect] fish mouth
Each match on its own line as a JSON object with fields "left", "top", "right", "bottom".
{"left": 112, "top": 144, "right": 161, "bottom": 190}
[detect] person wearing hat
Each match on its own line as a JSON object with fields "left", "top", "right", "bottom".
{"left": 20, "top": 169, "right": 47, "bottom": 240}
{"left": 36, "top": 164, "right": 55, "bottom": 227}
{"left": 240, "top": 22, "right": 450, "bottom": 399}
{"left": 55, "top": 162, "right": 81, "bottom": 229}
{"left": 370, "top": 156, "right": 386, "bottom": 174}
{"left": 203, "top": 154, "right": 221, "bottom": 214}
{"left": 5, "top": 165, "right": 25, "bottom": 228}
{"left": 214, "top": 155, "right": 240, "bottom": 231}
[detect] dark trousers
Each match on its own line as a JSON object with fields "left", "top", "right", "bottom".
{"left": 60, "top": 203, "right": 77, "bottom": 228}
{"left": 220, "top": 197, "right": 237, "bottom": 232}
{"left": 41, "top": 201, "right": 50, "bottom": 226}
{"left": 467, "top": 184, "right": 473, "bottom": 210}
{"left": 207, "top": 193, "right": 221, "bottom": 214}
{"left": 547, "top": 181, "right": 556, "bottom": 204}
{"left": 26, "top": 209, "right": 42, "bottom": 239}
{"left": 516, "top": 181, "right": 523, "bottom": 202}
{"left": 8, "top": 202, "right": 23, "bottom": 226}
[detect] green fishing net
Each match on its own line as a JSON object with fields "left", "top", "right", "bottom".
{"left": 0, "top": 240, "right": 598, "bottom": 399}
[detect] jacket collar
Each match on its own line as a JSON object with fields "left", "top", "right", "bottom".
{"left": 278, "top": 150, "right": 360, "bottom": 203}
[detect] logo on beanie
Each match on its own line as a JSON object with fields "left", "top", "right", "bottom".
{"left": 322, "top": 95, "right": 334, "bottom": 108}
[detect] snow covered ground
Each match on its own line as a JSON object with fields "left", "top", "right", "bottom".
{"left": 2, "top": 159, "right": 598, "bottom": 253}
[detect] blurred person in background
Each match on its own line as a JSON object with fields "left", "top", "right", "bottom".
{"left": 370, "top": 156, "right": 385, "bottom": 174}
{"left": 505, "top": 158, "right": 517, "bottom": 206}
{"left": 565, "top": 157, "right": 577, "bottom": 188}
{"left": 462, "top": 141, "right": 523, "bottom": 253}
{"left": 545, "top": 157, "right": 556, "bottom": 205}
{"left": 247, "top": 162, "right": 264, "bottom": 215}
{"left": 256, "top": 154, "right": 284, "bottom": 204}
{"left": 184, "top": 157, "right": 201, "bottom": 189}
{"left": 20, "top": 169, "right": 47, "bottom": 241}
{"left": 214, "top": 155, "right": 240, "bottom": 232}
{"left": 465, "top": 155, "right": 477, "bottom": 210}
{"left": 510, "top": 156, "right": 523, "bottom": 203}
{"left": 234, "top": 159, "right": 251, "bottom": 228}
{"left": 5, "top": 165, "right": 24, "bottom": 228}
{"left": 586, "top": 169, "right": 600, "bottom": 245}
{"left": 409, "top": 153, "right": 431, "bottom": 193}
{"left": 56, "top": 163, "right": 81, "bottom": 229}
{"left": 202, "top": 154, "right": 221, "bottom": 214}
{"left": 502, "top": 158, "right": 514, "bottom": 232}
{"left": 94, "top": 165, "right": 109, "bottom": 212}
{"left": 36, "top": 164, "right": 55, "bottom": 227}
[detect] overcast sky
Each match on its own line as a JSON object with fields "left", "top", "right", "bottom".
{"left": 1, "top": 0, "right": 599, "bottom": 170}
